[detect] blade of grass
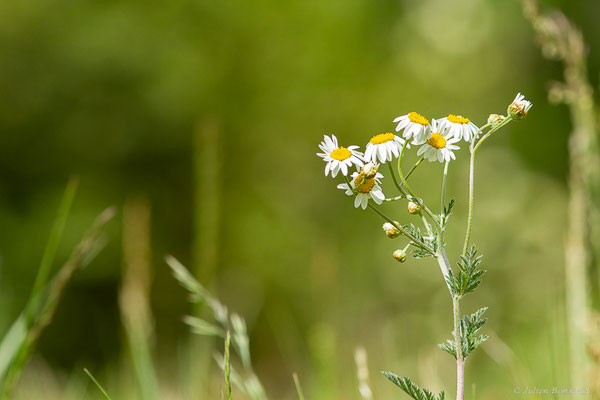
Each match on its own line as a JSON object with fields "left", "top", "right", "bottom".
{"left": 120, "top": 197, "right": 159, "bottom": 400}
{"left": 293, "top": 373, "right": 305, "bottom": 400}
{"left": 0, "top": 207, "right": 116, "bottom": 398}
{"left": 0, "top": 178, "right": 78, "bottom": 383}
{"left": 225, "top": 330, "right": 232, "bottom": 400}
{"left": 84, "top": 368, "right": 113, "bottom": 400}
{"left": 26, "top": 177, "right": 79, "bottom": 324}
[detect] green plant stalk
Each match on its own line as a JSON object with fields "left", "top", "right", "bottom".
{"left": 25, "top": 178, "right": 78, "bottom": 325}
{"left": 453, "top": 295, "right": 464, "bottom": 400}
{"left": 293, "top": 373, "right": 305, "bottom": 400}
{"left": 224, "top": 331, "right": 232, "bottom": 400}
{"left": 441, "top": 161, "right": 449, "bottom": 219}
{"left": 462, "top": 118, "right": 512, "bottom": 255}
{"left": 405, "top": 157, "right": 425, "bottom": 181}
{"left": 120, "top": 197, "right": 160, "bottom": 400}
{"left": 388, "top": 162, "right": 404, "bottom": 193}
{"left": 383, "top": 157, "right": 425, "bottom": 202}
{"left": 84, "top": 368, "right": 113, "bottom": 400}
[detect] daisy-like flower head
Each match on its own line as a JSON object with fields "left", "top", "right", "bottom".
{"left": 393, "top": 112, "right": 431, "bottom": 143}
{"left": 507, "top": 93, "right": 532, "bottom": 120}
{"left": 337, "top": 171, "right": 385, "bottom": 210}
{"left": 438, "top": 114, "right": 479, "bottom": 142}
{"left": 364, "top": 133, "right": 406, "bottom": 164}
{"left": 416, "top": 120, "right": 460, "bottom": 163}
{"left": 317, "top": 134, "right": 364, "bottom": 177}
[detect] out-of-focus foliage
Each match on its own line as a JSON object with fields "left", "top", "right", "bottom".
{"left": 0, "top": 0, "right": 597, "bottom": 398}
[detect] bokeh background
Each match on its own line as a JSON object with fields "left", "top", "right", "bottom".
{"left": 0, "top": 0, "right": 598, "bottom": 398}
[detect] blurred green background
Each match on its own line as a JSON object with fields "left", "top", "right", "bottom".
{"left": 0, "top": 0, "right": 598, "bottom": 398}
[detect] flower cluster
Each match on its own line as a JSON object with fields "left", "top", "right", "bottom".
{"left": 317, "top": 93, "right": 532, "bottom": 208}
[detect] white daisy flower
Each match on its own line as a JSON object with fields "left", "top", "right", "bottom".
{"left": 508, "top": 93, "right": 532, "bottom": 120}
{"left": 317, "top": 134, "right": 364, "bottom": 177}
{"left": 337, "top": 171, "right": 385, "bottom": 210}
{"left": 437, "top": 114, "right": 479, "bottom": 142}
{"left": 393, "top": 112, "right": 431, "bottom": 143}
{"left": 416, "top": 120, "right": 460, "bottom": 163}
{"left": 364, "top": 133, "right": 406, "bottom": 164}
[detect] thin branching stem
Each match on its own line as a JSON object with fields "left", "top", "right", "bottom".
{"left": 387, "top": 162, "right": 404, "bottom": 194}
{"left": 441, "top": 161, "right": 450, "bottom": 226}
{"left": 397, "top": 140, "right": 415, "bottom": 197}
{"left": 462, "top": 118, "right": 512, "bottom": 255}
{"left": 405, "top": 156, "right": 425, "bottom": 181}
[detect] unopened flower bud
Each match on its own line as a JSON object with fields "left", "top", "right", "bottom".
{"left": 487, "top": 113, "right": 505, "bottom": 126}
{"left": 382, "top": 222, "right": 401, "bottom": 239}
{"left": 407, "top": 201, "right": 421, "bottom": 215}
{"left": 393, "top": 249, "right": 407, "bottom": 263}
{"left": 507, "top": 93, "right": 532, "bottom": 120}
{"left": 361, "top": 162, "right": 379, "bottom": 179}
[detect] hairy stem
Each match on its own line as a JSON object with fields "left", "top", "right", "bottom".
{"left": 453, "top": 295, "right": 464, "bottom": 400}
{"left": 462, "top": 118, "right": 512, "bottom": 255}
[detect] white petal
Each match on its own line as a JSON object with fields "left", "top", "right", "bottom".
{"left": 331, "top": 163, "right": 340, "bottom": 177}
{"left": 361, "top": 195, "right": 368, "bottom": 209}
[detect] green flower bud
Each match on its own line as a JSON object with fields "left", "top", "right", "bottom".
{"left": 393, "top": 249, "right": 407, "bottom": 263}
{"left": 408, "top": 201, "right": 421, "bottom": 215}
{"left": 382, "top": 222, "right": 401, "bottom": 239}
{"left": 487, "top": 113, "right": 505, "bottom": 126}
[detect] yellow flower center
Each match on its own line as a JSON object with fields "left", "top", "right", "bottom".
{"left": 427, "top": 133, "right": 446, "bottom": 149}
{"left": 330, "top": 146, "right": 352, "bottom": 161}
{"left": 369, "top": 133, "right": 395, "bottom": 145}
{"left": 447, "top": 114, "right": 469, "bottom": 124}
{"left": 408, "top": 112, "right": 429, "bottom": 126}
{"left": 354, "top": 174, "right": 375, "bottom": 193}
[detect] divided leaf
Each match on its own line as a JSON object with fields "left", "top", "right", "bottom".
{"left": 402, "top": 224, "right": 436, "bottom": 259}
{"left": 445, "top": 246, "right": 486, "bottom": 296}
{"left": 438, "top": 307, "right": 489, "bottom": 360}
{"left": 382, "top": 372, "right": 445, "bottom": 400}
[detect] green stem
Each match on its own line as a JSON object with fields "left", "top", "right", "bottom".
{"left": 387, "top": 162, "right": 404, "bottom": 194}
{"left": 397, "top": 140, "right": 415, "bottom": 197}
{"left": 384, "top": 195, "right": 405, "bottom": 202}
{"left": 453, "top": 295, "right": 464, "bottom": 400}
{"left": 421, "top": 214, "right": 433, "bottom": 238}
{"left": 462, "top": 117, "right": 513, "bottom": 255}
{"left": 405, "top": 157, "right": 425, "bottom": 181}
{"left": 441, "top": 161, "right": 449, "bottom": 218}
